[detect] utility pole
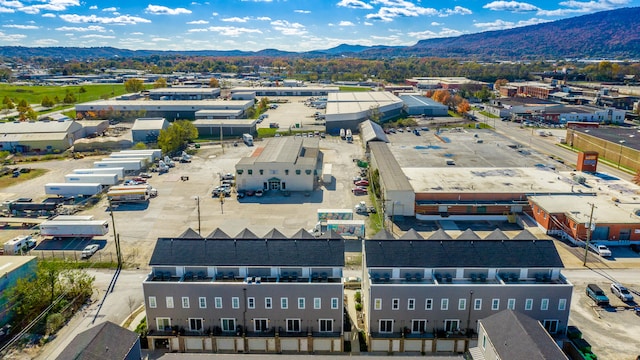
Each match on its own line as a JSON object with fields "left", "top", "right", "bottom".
{"left": 108, "top": 198, "right": 122, "bottom": 268}
{"left": 195, "top": 196, "right": 201, "bottom": 235}
{"left": 582, "top": 202, "right": 597, "bottom": 267}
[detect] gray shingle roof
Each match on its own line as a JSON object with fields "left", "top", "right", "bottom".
{"left": 364, "top": 239, "right": 563, "bottom": 268}
{"left": 291, "top": 228, "right": 317, "bottom": 239}
{"left": 456, "top": 229, "right": 482, "bottom": 240}
{"left": 480, "top": 310, "right": 568, "bottom": 360}
{"left": 56, "top": 321, "right": 139, "bottom": 360}
{"left": 263, "top": 228, "right": 288, "bottom": 239}
{"left": 399, "top": 229, "right": 424, "bottom": 240}
{"left": 177, "top": 228, "right": 202, "bottom": 239}
{"left": 235, "top": 228, "right": 259, "bottom": 239}
{"left": 150, "top": 237, "right": 345, "bottom": 266}
{"left": 427, "top": 229, "right": 452, "bottom": 240}
{"left": 370, "top": 229, "right": 396, "bottom": 240}
{"left": 512, "top": 229, "right": 538, "bottom": 240}
{"left": 206, "top": 228, "right": 231, "bottom": 239}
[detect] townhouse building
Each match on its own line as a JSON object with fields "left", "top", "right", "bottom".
{"left": 362, "top": 230, "right": 573, "bottom": 354}
{"left": 143, "top": 228, "right": 345, "bottom": 353}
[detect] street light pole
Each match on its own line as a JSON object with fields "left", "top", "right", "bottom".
{"left": 195, "top": 196, "right": 201, "bottom": 235}
{"left": 617, "top": 140, "right": 625, "bottom": 169}
{"left": 582, "top": 202, "right": 597, "bottom": 267}
{"left": 466, "top": 290, "right": 474, "bottom": 336}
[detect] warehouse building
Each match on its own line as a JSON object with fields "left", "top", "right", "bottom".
{"left": 131, "top": 118, "right": 170, "bottom": 143}
{"left": 231, "top": 86, "right": 339, "bottom": 97}
{"left": 195, "top": 109, "right": 244, "bottom": 120}
{"left": 193, "top": 119, "right": 257, "bottom": 138}
{"left": 400, "top": 94, "right": 448, "bottom": 116}
{"left": 324, "top": 92, "right": 404, "bottom": 133}
{"left": 0, "top": 119, "right": 83, "bottom": 153}
{"left": 76, "top": 99, "right": 254, "bottom": 120}
{"left": 146, "top": 87, "right": 220, "bottom": 100}
{"left": 235, "top": 137, "right": 320, "bottom": 192}
{"left": 567, "top": 127, "right": 640, "bottom": 172}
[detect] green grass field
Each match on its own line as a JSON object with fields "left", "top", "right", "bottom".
{"left": 339, "top": 86, "right": 372, "bottom": 92}
{"left": 0, "top": 84, "right": 130, "bottom": 106}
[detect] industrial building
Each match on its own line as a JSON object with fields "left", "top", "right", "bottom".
{"left": 195, "top": 109, "right": 244, "bottom": 120}
{"left": 131, "top": 118, "right": 170, "bottom": 143}
{"left": 235, "top": 137, "right": 320, "bottom": 192}
{"left": 76, "top": 99, "right": 254, "bottom": 120}
{"left": 193, "top": 119, "right": 257, "bottom": 138}
{"left": 405, "top": 77, "right": 487, "bottom": 91}
{"left": 0, "top": 256, "right": 37, "bottom": 326}
{"left": 324, "top": 92, "right": 404, "bottom": 133}
{"left": 146, "top": 87, "right": 220, "bottom": 100}
{"left": 0, "top": 119, "right": 84, "bottom": 153}
{"left": 230, "top": 86, "right": 339, "bottom": 97}
{"left": 566, "top": 127, "right": 640, "bottom": 172}
{"left": 399, "top": 95, "right": 449, "bottom": 116}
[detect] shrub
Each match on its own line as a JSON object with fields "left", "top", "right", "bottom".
{"left": 355, "top": 303, "right": 362, "bottom": 312}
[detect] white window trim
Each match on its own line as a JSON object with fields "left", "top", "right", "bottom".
{"left": 541, "top": 298, "right": 549, "bottom": 311}
{"left": 491, "top": 298, "right": 500, "bottom": 310}
{"left": 298, "top": 297, "right": 305, "bottom": 309}
{"left": 379, "top": 319, "right": 394, "bottom": 334}
{"left": 314, "top": 298, "right": 321, "bottom": 309}
{"left": 474, "top": 298, "right": 482, "bottom": 310}
{"left": 281, "top": 297, "right": 288, "bottom": 309}
{"left": 441, "top": 298, "right": 449, "bottom": 311}
{"left": 148, "top": 296, "right": 157, "bottom": 309}
{"left": 374, "top": 298, "right": 382, "bottom": 310}
{"left": 248, "top": 297, "right": 255, "bottom": 309}
{"left": 182, "top": 296, "right": 190, "bottom": 309}
{"left": 265, "top": 297, "right": 272, "bottom": 309}
{"left": 392, "top": 298, "right": 400, "bottom": 310}
{"left": 221, "top": 318, "right": 236, "bottom": 332}
{"left": 166, "top": 296, "right": 174, "bottom": 309}
{"left": 199, "top": 297, "right": 206, "bottom": 309}
{"left": 507, "top": 298, "right": 516, "bottom": 310}
{"left": 156, "top": 317, "right": 171, "bottom": 331}
{"left": 318, "top": 318, "right": 333, "bottom": 333}
{"left": 286, "top": 318, "right": 301, "bottom": 332}
{"left": 558, "top": 298, "right": 567, "bottom": 311}
{"left": 458, "top": 298, "right": 466, "bottom": 311}
{"left": 254, "top": 318, "right": 269, "bottom": 332}
{"left": 232, "top": 297, "right": 240, "bottom": 309}
{"left": 408, "top": 298, "right": 415, "bottom": 310}
{"left": 188, "top": 318, "right": 203, "bottom": 332}
{"left": 525, "top": 298, "right": 533, "bottom": 311}
{"left": 425, "top": 298, "right": 433, "bottom": 310}
{"left": 214, "top": 297, "right": 223, "bottom": 309}
{"left": 411, "top": 319, "right": 427, "bottom": 334}
{"left": 331, "top": 297, "right": 339, "bottom": 309}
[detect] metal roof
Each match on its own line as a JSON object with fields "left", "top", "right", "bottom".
{"left": 359, "top": 120, "right": 389, "bottom": 143}
{"left": 0, "top": 120, "right": 81, "bottom": 134}
{"left": 369, "top": 142, "right": 413, "bottom": 192}
{"left": 131, "top": 118, "right": 168, "bottom": 131}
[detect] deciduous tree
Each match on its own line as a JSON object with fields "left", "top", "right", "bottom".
{"left": 124, "top": 78, "right": 145, "bottom": 93}
{"left": 153, "top": 77, "right": 168, "bottom": 89}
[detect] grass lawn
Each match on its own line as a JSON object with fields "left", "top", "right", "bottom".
{"left": 0, "top": 168, "right": 48, "bottom": 189}
{"left": 479, "top": 110, "right": 499, "bottom": 118}
{"left": 0, "top": 84, "right": 130, "bottom": 106}
{"left": 339, "top": 86, "right": 371, "bottom": 92}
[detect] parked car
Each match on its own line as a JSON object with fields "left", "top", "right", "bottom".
{"left": 611, "top": 283, "right": 634, "bottom": 302}
{"left": 354, "top": 180, "right": 369, "bottom": 187}
{"left": 236, "top": 191, "right": 245, "bottom": 199}
{"left": 81, "top": 244, "right": 99, "bottom": 259}
{"left": 139, "top": 173, "right": 152, "bottom": 178}
{"left": 352, "top": 187, "right": 368, "bottom": 195}
{"left": 586, "top": 283, "right": 610, "bottom": 305}
{"left": 590, "top": 242, "right": 612, "bottom": 257}
{"left": 255, "top": 189, "right": 264, "bottom": 197}
{"left": 245, "top": 190, "right": 255, "bottom": 196}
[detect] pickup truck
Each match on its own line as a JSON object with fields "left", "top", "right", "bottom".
{"left": 586, "top": 284, "right": 610, "bottom": 305}
{"left": 590, "top": 242, "right": 612, "bottom": 257}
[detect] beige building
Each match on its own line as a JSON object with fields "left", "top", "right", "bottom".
{"left": 235, "top": 137, "right": 320, "bottom": 192}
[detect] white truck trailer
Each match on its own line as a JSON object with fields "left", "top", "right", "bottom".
{"left": 117, "top": 149, "right": 162, "bottom": 161}
{"left": 243, "top": 133, "right": 254, "bottom": 146}
{"left": 107, "top": 153, "right": 154, "bottom": 163}
{"left": 322, "top": 163, "right": 333, "bottom": 183}
{"left": 317, "top": 209, "right": 354, "bottom": 222}
{"left": 3, "top": 235, "right": 36, "bottom": 254}
{"left": 94, "top": 160, "right": 143, "bottom": 172}
{"left": 39, "top": 220, "right": 109, "bottom": 238}
{"left": 52, "top": 215, "right": 95, "bottom": 221}
{"left": 65, "top": 173, "right": 119, "bottom": 186}
{"left": 45, "top": 183, "right": 102, "bottom": 197}
{"left": 107, "top": 189, "right": 151, "bottom": 203}
{"left": 73, "top": 167, "right": 125, "bottom": 180}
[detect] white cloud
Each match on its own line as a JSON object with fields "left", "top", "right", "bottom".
{"left": 442, "top": 6, "right": 472, "bottom": 16}
{"left": 55, "top": 25, "right": 106, "bottom": 32}
{"left": 339, "top": 21, "right": 355, "bottom": 26}
{"left": 474, "top": 17, "right": 549, "bottom": 30}
{"left": 152, "top": 37, "right": 170, "bottom": 41}
{"left": 363, "top": 21, "right": 373, "bottom": 25}
{"left": 80, "top": 34, "right": 115, "bottom": 39}
{"left": 222, "top": 16, "right": 249, "bottom": 23}
{"left": 271, "top": 19, "right": 307, "bottom": 35}
{"left": 337, "top": 0, "right": 373, "bottom": 9}
{"left": 145, "top": 4, "right": 191, "bottom": 15}
{"left": 294, "top": 9, "right": 310, "bottom": 13}
{"left": 187, "top": 28, "right": 209, "bottom": 32}
{"left": 0, "top": 1, "right": 23, "bottom": 7}
{"left": 130, "top": 32, "right": 143, "bottom": 35}
{"left": 3, "top": 24, "right": 38, "bottom": 29}
{"left": 0, "top": 32, "right": 27, "bottom": 42}
{"left": 212, "top": 12, "right": 218, "bottom": 16}
{"left": 0, "top": 7, "right": 15, "bottom": 13}
{"left": 18, "top": 0, "right": 80, "bottom": 14}
{"left": 365, "top": 1, "right": 471, "bottom": 21}
{"left": 102, "top": 6, "right": 117, "bottom": 12}
{"left": 407, "top": 30, "right": 437, "bottom": 38}
{"left": 483, "top": 1, "right": 540, "bottom": 12}
{"left": 41, "top": 13, "right": 56, "bottom": 17}
{"left": 59, "top": 14, "right": 152, "bottom": 25}
{"left": 33, "top": 38, "right": 59, "bottom": 46}
{"left": 256, "top": 16, "right": 271, "bottom": 21}
{"left": 537, "top": 0, "right": 630, "bottom": 16}
{"left": 206, "top": 26, "right": 263, "bottom": 36}
{"left": 89, "top": 5, "right": 97, "bottom": 9}
{"left": 408, "top": 27, "right": 465, "bottom": 38}
{"left": 438, "top": 27, "right": 463, "bottom": 37}
{"left": 187, "top": 20, "right": 209, "bottom": 24}
{"left": 431, "top": 21, "right": 441, "bottom": 26}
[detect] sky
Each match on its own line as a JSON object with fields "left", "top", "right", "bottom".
{"left": 0, "top": 0, "right": 638, "bottom": 52}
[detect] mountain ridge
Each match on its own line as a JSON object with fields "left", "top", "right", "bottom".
{"left": 1, "top": 7, "right": 639, "bottom": 60}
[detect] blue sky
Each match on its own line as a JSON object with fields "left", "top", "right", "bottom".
{"left": 0, "top": 0, "right": 637, "bottom": 51}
